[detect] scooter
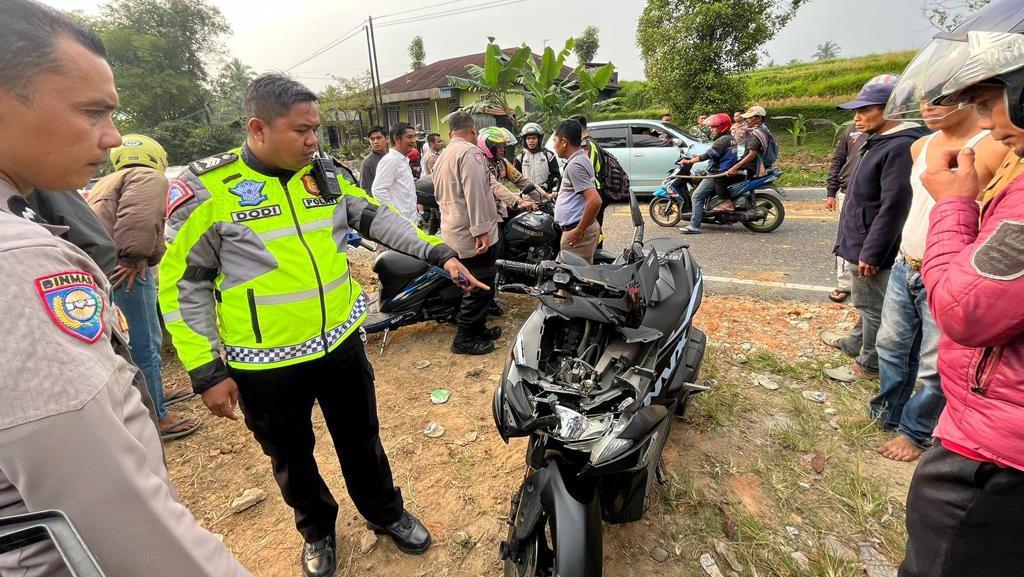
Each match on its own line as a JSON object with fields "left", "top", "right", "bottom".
{"left": 648, "top": 155, "right": 786, "bottom": 233}
{"left": 494, "top": 190, "right": 708, "bottom": 577}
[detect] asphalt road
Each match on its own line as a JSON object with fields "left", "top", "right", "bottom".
{"left": 600, "top": 188, "right": 841, "bottom": 302}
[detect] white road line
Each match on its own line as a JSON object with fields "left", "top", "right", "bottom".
{"left": 702, "top": 275, "right": 833, "bottom": 293}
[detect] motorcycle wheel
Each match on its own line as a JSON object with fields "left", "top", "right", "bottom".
{"left": 742, "top": 192, "right": 785, "bottom": 233}
{"left": 648, "top": 197, "right": 683, "bottom": 227}
{"left": 504, "top": 487, "right": 556, "bottom": 577}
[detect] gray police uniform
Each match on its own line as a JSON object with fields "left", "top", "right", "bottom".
{"left": 0, "top": 181, "right": 250, "bottom": 577}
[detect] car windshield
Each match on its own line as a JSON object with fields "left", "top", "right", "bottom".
{"left": 661, "top": 121, "right": 701, "bottom": 142}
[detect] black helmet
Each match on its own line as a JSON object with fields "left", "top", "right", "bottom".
{"left": 886, "top": 0, "right": 1024, "bottom": 127}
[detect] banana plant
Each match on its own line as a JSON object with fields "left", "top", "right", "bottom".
{"left": 520, "top": 38, "right": 620, "bottom": 133}
{"left": 447, "top": 38, "right": 531, "bottom": 131}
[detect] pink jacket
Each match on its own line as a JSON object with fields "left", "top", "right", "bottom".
{"left": 922, "top": 177, "right": 1024, "bottom": 471}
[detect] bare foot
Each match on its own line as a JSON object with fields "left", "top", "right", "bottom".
{"left": 876, "top": 435, "right": 924, "bottom": 462}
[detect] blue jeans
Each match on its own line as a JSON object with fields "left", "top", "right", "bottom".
{"left": 112, "top": 267, "right": 166, "bottom": 420}
{"left": 688, "top": 179, "right": 717, "bottom": 228}
{"left": 871, "top": 257, "right": 944, "bottom": 448}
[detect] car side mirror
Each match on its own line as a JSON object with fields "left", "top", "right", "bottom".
{"left": 672, "top": 138, "right": 683, "bottom": 148}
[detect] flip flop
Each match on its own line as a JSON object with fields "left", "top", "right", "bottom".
{"left": 160, "top": 417, "right": 202, "bottom": 441}
{"left": 828, "top": 289, "right": 850, "bottom": 303}
{"left": 162, "top": 389, "right": 196, "bottom": 408}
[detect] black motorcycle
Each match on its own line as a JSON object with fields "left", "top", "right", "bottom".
{"left": 358, "top": 197, "right": 613, "bottom": 350}
{"left": 493, "top": 191, "right": 708, "bottom": 577}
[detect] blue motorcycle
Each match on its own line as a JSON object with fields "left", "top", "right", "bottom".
{"left": 648, "top": 156, "right": 786, "bottom": 233}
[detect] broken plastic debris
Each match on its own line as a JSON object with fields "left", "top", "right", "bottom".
{"left": 802, "top": 390, "right": 828, "bottom": 403}
{"left": 430, "top": 389, "right": 451, "bottom": 404}
{"left": 713, "top": 539, "right": 744, "bottom": 573}
{"left": 423, "top": 422, "right": 445, "bottom": 438}
{"left": 753, "top": 374, "right": 780, "bottom": 390}
{"left": 699, "top": 553, "right": 725, "bottom": 577}
{"left": 785, "top": 526, "right": 800, "bottom": 539}
{"left": 414, "top": 359, "right": 431, "bottom": 369}
{"left": 825, "top": 407, "right": 839, "bottom": 416}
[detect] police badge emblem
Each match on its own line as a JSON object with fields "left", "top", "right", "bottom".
{"left": 301, "top": 173, "right": 321, "bottom": 196}
{"left": 229, "top": 179, "right": 268, "bottom": 207}
{"left": 35, "top": 271, "right": 105, "bottom": 343}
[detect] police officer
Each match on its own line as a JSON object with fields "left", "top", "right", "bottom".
{"left": 0, "top": 2, "right": 251, "bottom": 576}
{"left": 158, "top": 73, "right": 486, "bottom": 577}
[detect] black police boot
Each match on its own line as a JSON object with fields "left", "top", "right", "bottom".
{"left": 450, "top": 332, "right": 495, "bottom": 355}
{"left": 477, "top": 325, "right": 503, "bottom": 340}
{"left": 300, "top": 533, "right": 336, "bottom": 577}
{"left": 367, "top": 511, "right": 432, "bottom": 555}
{"left": 488, "top": 301, "right": 504, "bottom": 317}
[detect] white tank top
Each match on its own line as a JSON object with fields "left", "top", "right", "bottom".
{"left": 901, "top": 130, "right": 990, "bottom": 259}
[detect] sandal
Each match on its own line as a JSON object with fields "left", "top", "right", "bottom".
{"left": 828, "top": 289, "right": 851, "bottom": 303}
{"left": 162, "top": 388, "right": 196, "bottom": 408}
{"left": 159, "top": 416, "right": 202, "bottom": 441}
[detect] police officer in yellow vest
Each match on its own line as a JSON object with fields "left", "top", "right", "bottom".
{"left": 159, "top": 74, "right": 486, "bottom": 577}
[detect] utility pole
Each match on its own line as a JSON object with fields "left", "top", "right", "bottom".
{"left": 364, "top": 24, "right": 382, "bottom": 124}
{"left": 368, "top": 15, "right": 386, "bottom": 126}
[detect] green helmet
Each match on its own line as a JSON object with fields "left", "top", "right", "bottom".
{"left": 110, "top": 134, "right": 169, "bottom": 172}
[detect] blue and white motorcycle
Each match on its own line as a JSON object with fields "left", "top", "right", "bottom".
{"left": 648, "top": 154, "right": 786, "bottom": 233}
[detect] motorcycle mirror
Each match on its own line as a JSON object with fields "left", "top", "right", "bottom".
{"left": 629, "top": 188, "right": 643, "bottom": 229}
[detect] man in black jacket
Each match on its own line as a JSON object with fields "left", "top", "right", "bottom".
{"left": 822, "top": 82, "right": 930, "bottom": 382}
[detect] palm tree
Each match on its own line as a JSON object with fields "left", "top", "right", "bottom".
{"left": 813, "top": 41, "right": 841, "bottom": 61}
{"left": 213, "top": 58, "right": 256, "bottom": 121}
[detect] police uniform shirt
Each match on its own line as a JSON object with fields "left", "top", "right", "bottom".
{"left": 0, "top": 180, "right": 251, "bottom": 577}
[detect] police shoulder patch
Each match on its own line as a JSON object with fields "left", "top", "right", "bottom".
{"left": 35, "top": 271, "right": 105, "bottom": 343}
{"left": 971, "top": 219, "right": 1024, "bottom": 281}
{"left": 189, "top": 152, "right": 239, "bottom": 175}
{"left": 166, "top": 179, "right": 195, "bottom": 216}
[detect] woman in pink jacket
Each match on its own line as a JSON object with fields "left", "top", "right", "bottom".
{"left": 889, "top": 3, "right": 1024, "bottom": 576}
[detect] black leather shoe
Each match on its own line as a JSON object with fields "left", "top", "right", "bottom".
{"left": 367, "top": 511, "right": 431, "bottom": 555}
{"left": 451, "top": 336, "right": 495, "bottom": 355}
{"left": 477, "top": 326, "right": 503, "bottom": 340}
{"left": 488, "top": 301, "right": 504, "bottom": 317}
{"left": 301, "top": 534, "right": 336, "bottom": 577}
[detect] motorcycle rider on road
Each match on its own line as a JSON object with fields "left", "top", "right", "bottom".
{"left": 680, "top": 113, "right": 741, "bottom": 234}
{"left": 515, "top": 122, "right": 561, "bottom": 194}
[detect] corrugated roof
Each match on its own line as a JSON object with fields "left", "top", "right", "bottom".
{"left": 379, "top": 49, "right": 577, "bottom": 96}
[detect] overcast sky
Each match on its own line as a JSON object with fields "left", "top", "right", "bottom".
{"left": 46, "top": 0, "right": 941, "bottom": 91}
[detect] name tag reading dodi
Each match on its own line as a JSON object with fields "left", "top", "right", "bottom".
{"left": 231, "top": 205, "right": 282, "bottom": 223}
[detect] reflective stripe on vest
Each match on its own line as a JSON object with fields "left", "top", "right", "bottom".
{"left": 225, "top": 293, "right": 367, "bottom": 365}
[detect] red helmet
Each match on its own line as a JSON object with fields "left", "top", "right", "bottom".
{"left": 407, "top": 148, "right": 421, "bottom": 161}
{"left": 703, "top": 113, "right": 732, "bottom": 135}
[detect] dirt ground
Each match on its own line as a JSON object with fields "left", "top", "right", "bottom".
{"left": 161, "top": 254, "right": 916, "bottom": 577}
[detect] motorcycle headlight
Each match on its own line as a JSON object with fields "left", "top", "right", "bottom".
{"left": 552, "top": 406, "right": 612, "bottom": 442}
{"left": 589, "top": 419, "right": 634, "bottom": 465}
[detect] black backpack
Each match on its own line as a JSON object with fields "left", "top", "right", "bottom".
{"left": 591, "top": 141, "right": 631, "bottom": 201}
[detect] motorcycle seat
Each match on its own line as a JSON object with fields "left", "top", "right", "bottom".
{"left": 373, "top": 251, "right": 429, "bottom": 301}
{"left": 558, "top": 250, "right": 590, "bottom": 266}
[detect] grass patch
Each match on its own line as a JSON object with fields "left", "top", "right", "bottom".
{"left": 746, "top": 349, "right": 808, "bottom": 381}
{"left": 690, "top": 377, "right": 749, "bottom": 431}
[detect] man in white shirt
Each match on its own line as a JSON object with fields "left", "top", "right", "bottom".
{"left": 371, "top": 122, "right": 418, "bottom": 223}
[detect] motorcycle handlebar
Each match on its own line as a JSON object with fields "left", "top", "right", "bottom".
{"left": 496, "top": 259, "right": 543, "bottom": 280}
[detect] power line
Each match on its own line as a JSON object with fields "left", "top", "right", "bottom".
{"left": 375, "top": 0, "right": 527, "bottom": 28}
{"left": 285, "top": 21, "right": 367, "bottom": 72}
{"left": 374, "top": 0, "right": 483, "bottom": 20}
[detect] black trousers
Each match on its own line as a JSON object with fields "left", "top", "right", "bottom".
{"left": 455, "top": 244, "right": 497, "bottom": 337}
{"left": 231, "top": 336, "right": 403, "bottom": 543}
{"left": 900, "top": 443, "right": 1024, "bottom": 577}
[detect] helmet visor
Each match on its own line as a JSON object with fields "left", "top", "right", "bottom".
{"left": 885, "top": 38, "right": 973, "bottom": 120}
{"left": 934, "top": 31, "right": 1024, "bottom": 105}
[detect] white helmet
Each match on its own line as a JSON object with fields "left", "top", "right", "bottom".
{"left": 519, "top": 122, "right": 544, "bottom": 142}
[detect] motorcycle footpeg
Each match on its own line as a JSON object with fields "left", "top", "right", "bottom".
{"left": 682, "top": 381, "right": 711, "bottom": 393}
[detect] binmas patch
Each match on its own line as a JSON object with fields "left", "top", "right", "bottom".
{"left": 35, "top": 271, "right": 105, "bottom": 343}
{"left": 166, "top": 179, "right": 195, "bottom": 216}
{"left": 972, "top": 220, "right": 1024, "bottom": 281}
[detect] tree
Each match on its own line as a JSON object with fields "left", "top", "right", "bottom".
{"left": 813, "top": 41, "right": 840, "bottom": 61}
{"left": 924, "top": 0, "right": 991, "bottom": 31}
{"left": 408, "top": 36, "right": 426, "bottom": 71}
{"left": 212, "top": 57, "right": 256, "bottom": 123}
{"left": 574, "top": 26, "right": 600, "bottom": 64}
{"left": 637, "top": 0, "right": 808, "bottom": 120}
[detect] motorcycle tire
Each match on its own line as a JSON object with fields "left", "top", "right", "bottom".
{"left": 742, "top": 192, "right": 785, "bottom": 233}
{"left": 503, "top": 487, "right": 554, "bottom": 577}
{"left": 648, "top": 197, "right": 683, "bottom": 227}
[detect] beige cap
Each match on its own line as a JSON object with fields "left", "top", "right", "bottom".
{"left": 741, "top": 105, "right": 767, "bottom": 119}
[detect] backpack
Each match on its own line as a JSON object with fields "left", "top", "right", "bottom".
{"left": 591, "top": 141, "right": 631, "bottom": 201}
{"left": 751, "top": 126, "right": 778, "bottom": 170}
